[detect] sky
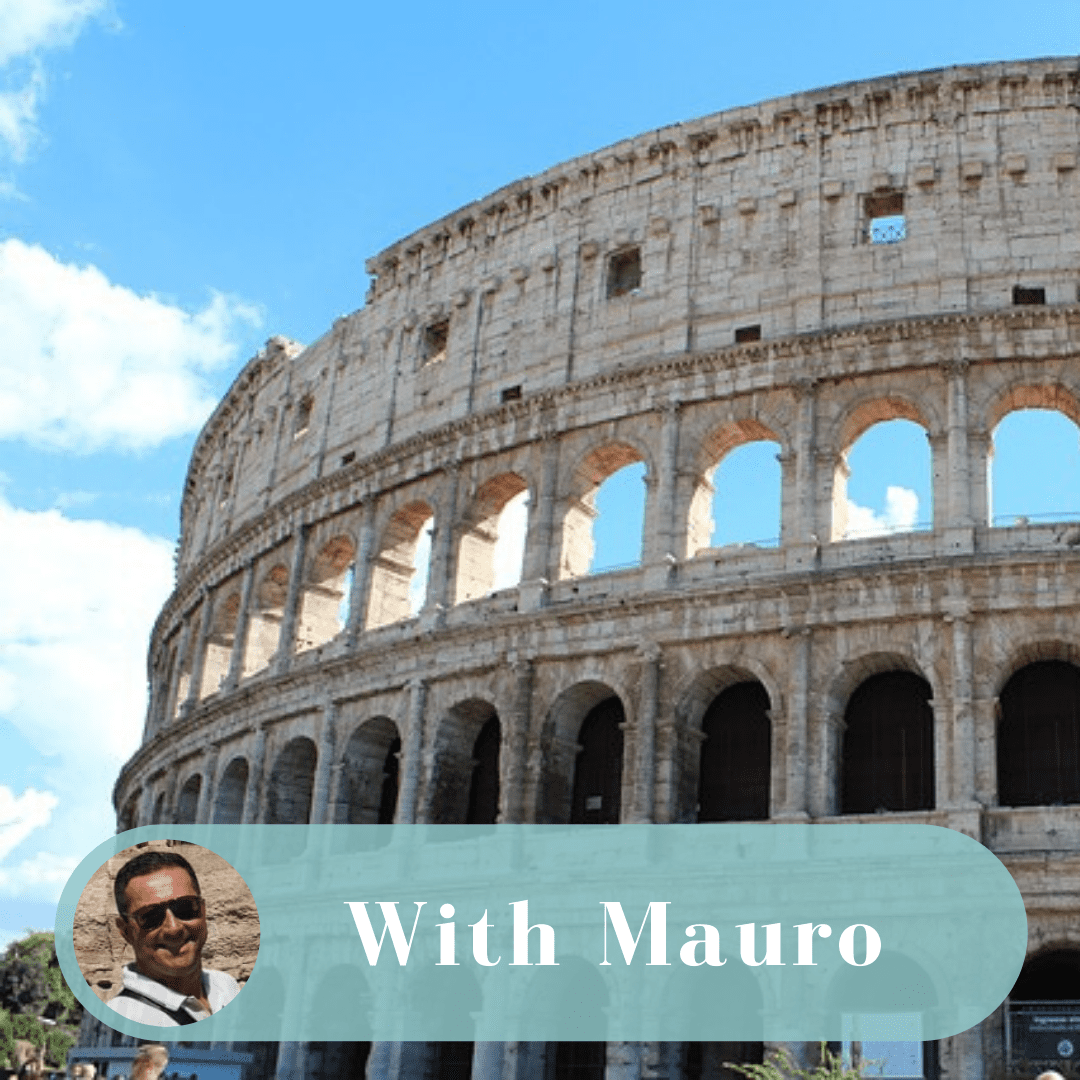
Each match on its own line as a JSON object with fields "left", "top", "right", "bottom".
{"left": 0, "top": 0, "right": 1078, "bottom": 948}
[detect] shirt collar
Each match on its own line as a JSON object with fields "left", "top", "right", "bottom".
{"left": 122, "top": 962, "right": 207, "bottom": 1011}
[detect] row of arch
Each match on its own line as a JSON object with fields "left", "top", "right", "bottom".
{"left": 133, "top": 658, "right": 1080, "bottom": 832}
{"left": 155, "top": 401, "right": 1080, "bottom": 727}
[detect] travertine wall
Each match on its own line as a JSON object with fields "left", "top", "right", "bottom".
{"left": 103, "top": 57, "right": 1080, "bottom": 1080}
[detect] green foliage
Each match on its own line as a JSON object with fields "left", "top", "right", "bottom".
{"left": 0, "top": 931, "right": 84, "bottom": 1069}
{"left": 727, "top": 1044, "right": 864, "bottom": 1080}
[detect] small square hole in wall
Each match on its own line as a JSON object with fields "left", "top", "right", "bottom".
{"left": 293, "top": 395, "right": 313, "bottom": 438}
{"left": 1013, "top": 285, "right": 1046, "bottom": 306}
{"left": 501, "top": 385, "right": 523, "bottom": 403}
{"left": 607, "top": 247, "right": 642, "bottom": 298}
{"left": 864, "top": 191, "right": 906, "bottom": 244}
{"left": 340, "top": 451, "right": 356, "bottom": 467}
{"left": 735, "top": 324, "right": 762, "bottom": 343}
{"left": 423, "top": 319, "right": 449, "bottom": 364}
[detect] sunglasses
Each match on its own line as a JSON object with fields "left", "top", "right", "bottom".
{"left": 125, "top": 895, "right": 204, "bottom": 931}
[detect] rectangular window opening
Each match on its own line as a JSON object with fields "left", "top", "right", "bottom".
{"left": 500, "top": 385, "right": 523, "bottom": 403}
{"left": 865, "top": 191, "right": 906, "bottom": 245}
{"left": 735, "top": 324, "right": 762, "bottom": 344}
{"left": 293, "top": 396, "right": 313, "bottom": 438}
{"left": 340, "top": 451, "right": 356, "bottom": 467}
{"left": 1013, "top": 285, "right": 1046, "bottom": 306}
{"left": 423, "top": 319, "right": 449, "bottom": 364}
{"left": 607, "top": 247, "right": 642, "bottom": 298}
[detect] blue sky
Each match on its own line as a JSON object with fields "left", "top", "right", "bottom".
{"left": 0, "top": 1, "right": 1077, "bottom": 946}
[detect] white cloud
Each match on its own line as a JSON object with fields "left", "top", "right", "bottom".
{"left": 0, "top": 786, "right": 56, "bottom": 862}
{"left": 0, "top": 239, "right": 261, "bottom": 450}
{"left": 0, "top": 495, "right": 175, "bottom": 899}
{"left": 0, "top": 0, "right": 113, "bottom": 159}
{"left": 845, "top": 486, "right": 920, "bottom": 538}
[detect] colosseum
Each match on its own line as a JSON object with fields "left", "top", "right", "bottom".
{"left": 76, "top": 55, "right": 1080, "bottom": 1080}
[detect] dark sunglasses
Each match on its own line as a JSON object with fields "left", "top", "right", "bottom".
{"left": 125, "top": 895, "right": 204, "bottom": 931}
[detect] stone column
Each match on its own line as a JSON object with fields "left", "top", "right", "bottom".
{"left": 310, "top": 700, "right": 337, "bottom": 825}
{"left": 395, "top": 679, "right": 427, "bottom": 824}
{"left": 224, "top": 558, "right": 256, "bottom": 692}
{"left": 952, "top": 1020, "right": 986, "bottom": 1080}
{"left": 503, "top": 1043, "right": 547, "bottom": 1080}
{"left": 607, "top": 1041, "right": 644, "bottom": 1080}
{"left": 520, "top": 430, "right": 560, "bottom": 610}
{"left": 274, "top": 523, "right": 309, "bottom": 674}
{"left": 195, "top": 745, "right": 219, "bottom": 824}
{"left": 652, "top": 720, "right": 681, "bottom": 823}
{"left": 165, "top": 615, "right": 195, "bottom": 722}
{"left": 242, "top": 725, "right": 269, "bottom": 824}
{"left": 629, "top": 644, "right": 660, "bottom": 823}
{"left": 787, "top": 378, "right": 821, "bottom": 570}
{"left": 421, "top": 464, "right": 460, "bottom": 626}
{"left": 162, "top": 766, "right": 181, "bottom": 825}
{"left": 973, "top": 696, "right": 998, "bottom": 808}
{"left": 345, "top": 498, "right": 377, "bottom": 645}
{"left": 180, "top": 592, "right": 214, "bottom": 716}
{"left": 808, "top": 708, "right": 843, "bottom": 818}
{"left": 942, "top": 359, "right": 975, "bottom": 551}
{"left": 969, "top": 427, "right": 993, "bottom": 529}
{"left": 472, "top": 1042, "right": 506, "bottom": 1080}
{"left": 642, "top": 399, "right": 681, "bottom": 568}
{"left": 501, "top": 657, "right": 534, "bottom": 823}
{"left": 138, "top": 784, "right": 156, "bottom": 828}
{"left": 946, "top": 611, "right": 979, "bottom": 808}
{"left": 776, "top": 628, "right": 811, "bottom": 820}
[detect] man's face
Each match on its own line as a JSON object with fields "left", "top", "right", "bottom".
{"left": 116, "top": 866, "right": 207, "bottom": 985}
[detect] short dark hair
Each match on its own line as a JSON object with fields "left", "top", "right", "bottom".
{"left": 114, "top": 850, "right": 201, "bottom": 916}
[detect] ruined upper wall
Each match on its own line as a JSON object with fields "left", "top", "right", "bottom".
{"left": 176, "top": 56, "right": 1080, "bottom": 574}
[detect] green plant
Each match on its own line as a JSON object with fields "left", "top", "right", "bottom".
{"left": 726, "top": 1043, "right": 865, "bottom": 1080}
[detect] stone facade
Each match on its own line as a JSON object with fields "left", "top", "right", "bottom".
{"left": 86, "top": 57, "right": 1080, "bottom": 1080}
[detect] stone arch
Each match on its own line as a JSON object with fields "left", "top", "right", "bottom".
{"left": 199, "top": 589, "right": 240, "bottom": 697}
{"left": 297, "top": 534, "right": 356, "bottom": 652}
{"left": 997, "top": 659, "right": 1080, "bottom": 808}
{"left": 426, "top": 699, "right": 501, "bottom": 824}
{"left": 335, "top": 717, "right": 401, "bottom": 842}
{"left": 987, "top": 381, "right": 1080, "bottom": 433}
{"left": 841, "top": 669, "right": 935, "bottom": 814}
{"left": 455, "top": 471, "right": 530, "bottom": 603}
{"left": 987, "top": 388, "right": 1080, "bottom": 525}
{"left": 118, "top": 792, "right": 139, "bottom": 832}
{"left": 212, "top": 756, "right": 249, "bottom": 824}
{"left": 174, "top": 773, "right": 202, "bottom": 825}
{"left": 820, "top": 652, "right": 934, "bottom": 818}
{"left": 830, "top": 397, "right": 934, "bottom": 541}
{"left": 151, "top": 792, "right": 167, "bottom": 825}
{"left": 366, "top": 500, "right": 435, "bottom": 628}
{"left": 266, "top": 736, "right": 317, "bottom": 825}
{"left": 662, "top": 956, "right": 765, "bottom": 1044}
{"left": 536, "top": 681, "right": 627, "bottom": 825}
{"left": 526, "top": 955, "right": 610, "bottom": 1041}
{"left": 560, "top": 440, "right": 651, "bottom": 579}
{"left": 1010, "top": 945, "right": 1080, "bottom": 1000}
{"left": 688, "top": 418, "right": 785, "bottom": 557}
{"left": 242, "top": 562, "right": 289, "bottom": 676}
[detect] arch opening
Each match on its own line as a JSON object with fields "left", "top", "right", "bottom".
{"left": 834, "top": 417, "right": 932, "bottom": 541}
{"left": 297, "top": 534, "right": 356, "bottom": 653}
{"left": 570, "top": 697, "right": 625, "bottom": 824}
{"left": 456, "top": 474, "right": 530, "bottom": 603}
{"left": 697, "top": 681, "right": 771, "bottom": 822}
{"left": 426, "top": 701, "right": 501, "bottom": 825}
{"left": 990, "top": 408, "right": 1080, "bottom": 526}
{"left": 174, "top": 774, "right": 201, "bottom": 825}
{"left": 998, "top": 660, "right": 1080, "bottom": 807}
{"left": 841, "top": 671, "right": 935, "bottom": 814}
{"left": 200, "top": 591, "right": 240, "bottom": 697}
{"left": 212, "top": 756, "right": 249, "bottom": 824}
{"left": 336, "top": 718, "right": 401, "bottom": 848}
{"left": 242, "top": 563, "right": 289, "bottom": 676}
{"left": 367, "top": 502, "right": 435, "bottom": 628}
{"left": 561, "top": 444, "right": 646, "bottom": 578}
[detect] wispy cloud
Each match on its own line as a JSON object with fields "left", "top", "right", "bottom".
{"left": 0, "top": 0, "right": 114, "bottom": 160}
{"left": 845, "top": 486, "right": 920, "bottom": 538}
{"left": 0, "top": 239, "right": 261, "bottom": 451}
{"left": 0, "top": 494, "right": 174, "bottom": 900}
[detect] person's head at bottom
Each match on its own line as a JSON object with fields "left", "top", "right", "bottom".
{"left": 131, "top": 1044, "right": 169, "bottom": 1080}
{"left": 1036, "top": 1073, "right": 1066, "bottom": 1080}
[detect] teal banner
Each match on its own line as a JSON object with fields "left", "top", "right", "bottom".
{"left": 56, "top": 824, "right": 1026, "bottom": 1043}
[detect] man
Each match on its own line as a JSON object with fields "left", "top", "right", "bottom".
{"left": 130, "top": 1044, "right": 169, "bottom": 1080}
{"left": 108, "top": 849, "right": 240, "bottom": 1026}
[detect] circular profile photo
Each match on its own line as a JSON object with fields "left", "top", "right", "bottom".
{"left": 72, "top": 839, "right": 259, "bottom": 1027}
